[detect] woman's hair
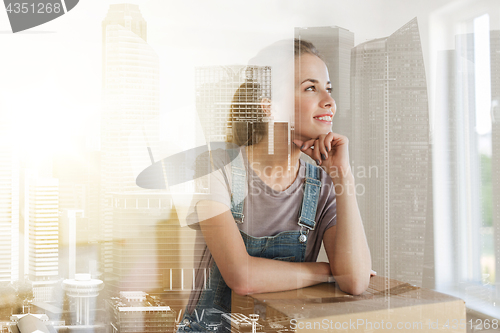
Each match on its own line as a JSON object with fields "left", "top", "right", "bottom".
{"left": 228, "top": 39, "right": 321, "bottom": 146}
{"left": 294, "top": 38, "right": 321, "bottom": 59}
{"left": 228, "top": 79, "right": 268, "bottom": 146}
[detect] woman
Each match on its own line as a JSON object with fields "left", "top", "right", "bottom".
{"left": 180, "top": 39, "right": 372, "bottom": 331}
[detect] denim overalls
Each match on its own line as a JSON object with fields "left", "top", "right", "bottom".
{"left": 179, "top": 149, "right": 322, "bottom": 332}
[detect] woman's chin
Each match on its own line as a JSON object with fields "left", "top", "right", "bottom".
{"left": 293, "top": 130, "right": 329, "bottom": 142}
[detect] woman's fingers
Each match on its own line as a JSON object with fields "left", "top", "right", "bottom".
{"left": 315, "top": 138, "right": 328, "bottom": 165}
{"left": 295, "top": 133, "right": 351, "bottom": 175}
{"left": 294, "top": 138, "right": 317, "bottom": 163}
{"left": 294, "top": 135, "right": 332, "bottom": 166}
{"left": 292, "top": 140, "right": 303, "bottom": 150}
{"left": 298, "top": 138, "right": 316, "bottom": 151}
{"left": 295, "top": 135, "right": 333, "bottom": 166}
{"left": 325, "top": 132, "right": 335, "bottom": 153}
{"left": 294, "top": 132, "right": 348, "bottom": 167}
{"left": 313, "top": 139, "right": 322, "bottom": 165}
{"left": 305, "top": 138, "right": 322, "bottom": 165}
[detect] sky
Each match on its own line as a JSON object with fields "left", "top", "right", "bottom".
{"left": 0, "top": 0, "right": 490, "bottom": 161}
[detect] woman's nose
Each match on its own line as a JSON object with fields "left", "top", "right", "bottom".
{"left": 331, "top": 100, "right": 337, "bottom": 115}
{"left": 322, "top": 94, "right": 336, "bottom": 114}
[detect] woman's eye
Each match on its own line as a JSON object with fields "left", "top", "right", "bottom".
{"left": 326, "top": 87, "right": 333, "bottom": 94}
{"left": 305, "top": 86, "right": 315, "bottom": 91}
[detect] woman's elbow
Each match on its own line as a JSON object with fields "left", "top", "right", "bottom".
{"left": 228, "top": 277, "right": 255, "bottom": 296}
{"left": 224, "top": 269, "right": 253, "bottom": 296}
{"left": 344, "top": 281, "right": 369, "bottom": 296}
{"left": 231, "top": 283, "right": 252, "bottom": 296}
{"left": 337, "top": 275, "right": 370, "bottom": 295}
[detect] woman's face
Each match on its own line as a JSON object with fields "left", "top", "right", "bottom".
{"left": 294, "top": 54, "right": 336, "bottom": 141}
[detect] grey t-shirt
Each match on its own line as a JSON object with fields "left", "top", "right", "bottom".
{"left": 186, "top": 148, "right": 337, "bottom": 312}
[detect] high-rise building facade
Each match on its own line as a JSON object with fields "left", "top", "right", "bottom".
{"left": 28, "top": 177, "right": 59, "bottom": 301}
{"left": 0, "top": 119, "right": 19, "bottom": 284}
{"left": 295, "top": 26, "right": 354, "bottom": 138}
{"left": 350, "top": 18, "right": 432, "bottom": 286}
{"left": 195, "top": 65, "right": 272, "bottom": 145}
{"left": 101, "top": 4, "right": 160, "bottom": 281}
{"left": 196, "top": 65, "right": 245, "bottom": 144}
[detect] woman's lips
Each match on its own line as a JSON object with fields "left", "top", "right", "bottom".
{"left": 313, "top": 115, "right": 333, "bottom": 123}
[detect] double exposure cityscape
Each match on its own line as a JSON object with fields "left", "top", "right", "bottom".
{"left": 1, "top": 1, "right": 499, "bottom": 332}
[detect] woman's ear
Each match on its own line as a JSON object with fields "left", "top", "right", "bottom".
{"left": 260, "top": 98, "right": 272, "bottom": 117}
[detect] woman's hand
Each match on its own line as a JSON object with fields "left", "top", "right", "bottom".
{"left": 296, "top": 133, "right": 373, "bottom": 295}
{"left": 293, "top": 132, "right": 351, "bottom": 182}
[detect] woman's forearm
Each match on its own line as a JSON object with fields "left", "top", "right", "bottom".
{"left": 198, "top": 201, "right": 332, "bottom": 296}
{"left": 232, "top": 258, "right": 331, "bottom": 295}
{"left": 327, "top": 169, "right": 372, "bottom": 295}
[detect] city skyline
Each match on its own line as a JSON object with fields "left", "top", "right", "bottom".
{"left": 0, "top": 4, "right": 489, "bottom": 287}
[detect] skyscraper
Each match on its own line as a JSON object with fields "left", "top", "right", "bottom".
{"left": 102, "top": 3, "right": 147, "bottom": 87}
{"left": 295, "top": 26, "right": 354, "bottom": 138}
{"left": 101, "top": 4, "right": 160, "bottom": 281}
{"left": 28, "top": 177, "right": 59, "bottom": 301}
{"left": 350, "top": 18, "right": 432, "bottom": 286}
{"left": 0, "top": 118, "right": 19, "bottom": 284}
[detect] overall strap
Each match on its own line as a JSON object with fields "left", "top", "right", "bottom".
{"left": 298, "top": 163, "right": 322, "bottom": 233}
{"left": 229, "top": 149, "right": 246, "bottom": 224}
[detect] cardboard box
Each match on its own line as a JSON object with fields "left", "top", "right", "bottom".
{"left": 232, "top": 276, "right": 466, "bottom": 332}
